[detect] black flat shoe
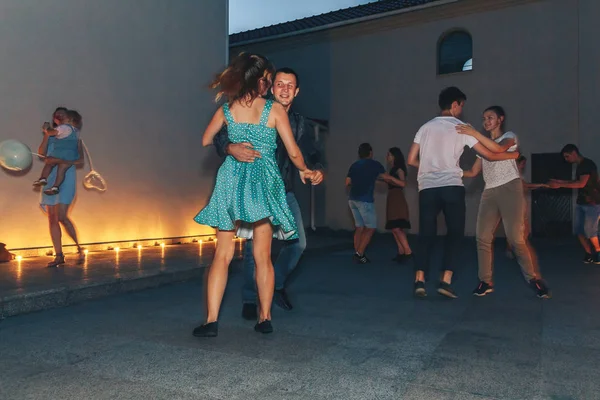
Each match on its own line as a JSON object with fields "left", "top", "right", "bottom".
{"left": 242, "top": 303, "right": 258, "bottom": 320}
{"left": 254, "top": 320, "right": 273, "bottom": 334}
{"left": 47, "top": 255, "right": 65, "bottom": 268}
{"left": 192, "top": 321, "right": 218, "bottom": 337}
{"left": 273, "top": 289, "right": 293, "bottom": 310}
{"left": 437, "top": 282, "right": 458, "bottom": 299}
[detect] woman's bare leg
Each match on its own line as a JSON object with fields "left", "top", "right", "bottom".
{"left": 205, "top": 230, "right": 236, "bottom": 323}
{"left": 58, "top": 204, "right": 81, "bottom": 250}
{"left": 393, "top": 228, "right": 412, "bottom": 255}
{"left": 47, "top": 205, "right": 62, "bottom": 255}
{"left": 46, "top": 205, "right": 66, "bottom": 267}
{"left": 391, "top": 229, "right": 404, "bottom": 254}
{"left": 252, "top": 219, "right": 274, "bottom": 322}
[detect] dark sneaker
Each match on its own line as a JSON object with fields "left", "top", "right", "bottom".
{"left": 242, "top": 303, "right": 258, "bottom": 320}
{"left": 529, "top": 279, "right": 551, "bottom": 299}
{"left": 393, "top": 253, "right": 413, "bottom": 263}
{"left": 43, "top": 186, "right": 60, "bottom": 196}
{"left": 473, "top": 281, "right": 494, "bottom": 297}
{"left": 593, "top": 253, "right": 600, "bottom": 265}
{"left": 437, "top": 282, "right": 458, "bottom": 299}
{"left": 33, "top": 178, "right": 48, "bottom": 186}
{"left": 583, "top": 253, "right": 594, "bottom": 263}
{"left": 254, "top": 320, "right": 273, "bottom": 334}
{"left": 192, "top": 321, "right": 218, "bottom": 337}
{"left": 357, "top": 255, "right": 370, "bottom": 264}
{"left": 273, "top": 289, "right": 293, "bottom": 310}
{"left": 414, "top": 281, "right": 426, "bottom": 297}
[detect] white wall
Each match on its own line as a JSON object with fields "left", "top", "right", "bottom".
{"left": 233, "top": 0, "right": 586, "bottom": 236}
{"left": 0, "top": 0, "right": 228, "bottom": 249}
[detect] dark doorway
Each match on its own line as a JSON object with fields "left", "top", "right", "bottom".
{"left": 531, "top": 153, "right": 573, "bottom": 237}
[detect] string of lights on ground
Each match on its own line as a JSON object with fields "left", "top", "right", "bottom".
{"left": 12, "top": 237, "right": 247, "bottom": 264}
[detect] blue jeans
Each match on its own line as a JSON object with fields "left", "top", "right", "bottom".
{"left": 575, "top": 204, "right": 600, "bottom": 238}
{"left": 242, "top": 192, "right": 307, "bottom": 304}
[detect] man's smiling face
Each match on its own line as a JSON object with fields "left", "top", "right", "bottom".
{"left": 271, "top": 72, "right": 299, "bottom": 108}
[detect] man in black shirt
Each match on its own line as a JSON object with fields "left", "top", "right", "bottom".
{"left": 213, "top": 67, "right": 324, "bottom": 319}
{"left": 550, "top": 144, "right": 600, "bottom": 263}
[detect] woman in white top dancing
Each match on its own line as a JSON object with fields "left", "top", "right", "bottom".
{"left": 459, "top": 106, "right": 550, "bottom": 299}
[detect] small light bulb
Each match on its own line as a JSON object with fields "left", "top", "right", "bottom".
{"left": 16, "top": 255, "right": 22, "bottom": 261}
{"left": 84, "top": 249, "right": 89, "bottom": 255}
{"left": 160, "top": 243, "right": 165, "bottom": 248}
{"left": 137, "top": 245, "right": 142, "bottom": 250}
{"left": 115, "top": 247, "right": 120, "bottom": 252}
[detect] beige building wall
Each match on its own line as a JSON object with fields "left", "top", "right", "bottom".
{"left": 0, "top": 0, "right": 228, "bottom": 249}
{"left": 578, "top": 0, "right": 600, "bottom": 160}
{"left": 232, "top": 0, "right": 591, "bottom": 236}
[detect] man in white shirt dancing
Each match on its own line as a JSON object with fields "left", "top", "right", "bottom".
{"left": 407, "top": 87, "right": 518, "bottom": 298}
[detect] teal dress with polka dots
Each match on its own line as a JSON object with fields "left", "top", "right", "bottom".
{"left": 194, "top": 99, "right": 298, "bottom": 240}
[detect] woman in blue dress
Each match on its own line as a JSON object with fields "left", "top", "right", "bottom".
{"left": 38, "top": 107, "right": 85, "bottom": 267}
{"left": 192, "top": 53, "right": 316, "bottom": 337}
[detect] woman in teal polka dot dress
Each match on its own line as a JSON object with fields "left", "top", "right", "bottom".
{"left": 192, "top": 53, "right": 316, "bottom": 337}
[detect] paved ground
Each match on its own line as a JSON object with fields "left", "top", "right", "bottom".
{"left": 0, "top": 233, "right": 349, "bottom": 317}
{"left": 1, "top": 235, "right": 599, "bottom": 399}
{"left": 1, "top": 234, "right": 351, "bottom": 298}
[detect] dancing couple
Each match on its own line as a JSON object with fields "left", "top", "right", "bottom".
{"left": 409, "top": 87, "right": 550, "bottom": 299}
{"left": 193, "top": 53, "right": 323, "bottom": 337}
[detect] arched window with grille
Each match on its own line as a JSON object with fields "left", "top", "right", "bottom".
{"left": 438, "top": 30, "right": 473, "bottom": 75}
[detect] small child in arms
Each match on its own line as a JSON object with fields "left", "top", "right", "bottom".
{"left": 33, "top": 110, "right": 82, "bottom": 195}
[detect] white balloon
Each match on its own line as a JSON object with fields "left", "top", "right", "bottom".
{"left": 0, "top": 140, "right": 33, "bottom": 171}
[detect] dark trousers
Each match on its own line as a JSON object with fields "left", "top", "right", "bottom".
{"left": 415, "top": 186, "right": 466, "bottom": 276}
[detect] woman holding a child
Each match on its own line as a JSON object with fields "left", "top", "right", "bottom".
{"left": 37, "top": 107, "right": 85, "bottom": 267}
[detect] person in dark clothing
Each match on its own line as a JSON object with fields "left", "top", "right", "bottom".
{"left": 213, "top": 67, "right": 324, "bottom": 320}
{"left": 385, "top": 147, "right": 412, "bottom": 262}
{"left": 550, "top": 144, "right": 600, "bottom": 263}
{"left": 346, "top": 143, "right": 392, "bottom": 264}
